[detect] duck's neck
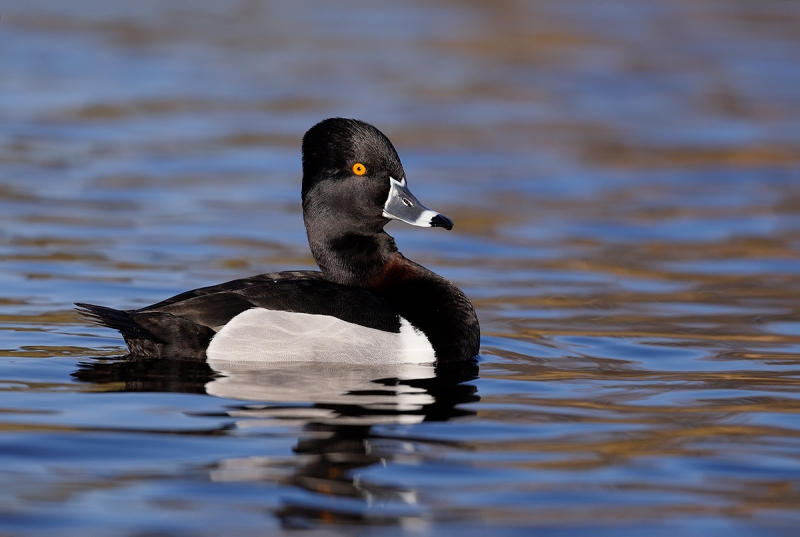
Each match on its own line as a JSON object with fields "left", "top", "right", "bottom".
{"left": 306, "top": 224, "right": 401, "bottom": 287}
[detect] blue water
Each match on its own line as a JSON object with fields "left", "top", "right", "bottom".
{"left": 2, "top": 1, "right": 800, "bottom": 535}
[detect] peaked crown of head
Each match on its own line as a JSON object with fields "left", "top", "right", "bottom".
{"left": 301, "top": 118, "right": 405, "bottom": 199}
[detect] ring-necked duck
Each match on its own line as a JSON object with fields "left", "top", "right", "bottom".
{"left": 77, "top": 118, "right": 480, "bottom": 364}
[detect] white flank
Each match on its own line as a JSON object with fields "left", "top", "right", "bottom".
{"left": 206, "top": 308, "right": 436, "bottom": 365}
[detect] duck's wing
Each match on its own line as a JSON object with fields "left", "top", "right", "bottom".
{"left": 76, "top": 271, "right": 401, "bottom": 359}
{"left": 149, "top": 271, "right": 401, "bottom": 332}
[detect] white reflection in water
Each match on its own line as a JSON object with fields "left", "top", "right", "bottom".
{"left": 206, "top": 359, "right": 436, "bottom": 424}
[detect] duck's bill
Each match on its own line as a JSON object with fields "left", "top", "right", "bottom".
{"left": 383, "top": 177, "right": 454, "bottom": 230}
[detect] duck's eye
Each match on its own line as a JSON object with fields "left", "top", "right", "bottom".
{"left": 352, "top": 163, "right": 366, "bottom": 176}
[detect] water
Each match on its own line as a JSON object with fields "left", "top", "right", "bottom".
{"left": 2, "top": 1, "right": 800, "bottom": 535}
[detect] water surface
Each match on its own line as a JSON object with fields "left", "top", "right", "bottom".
{"left": 2, "top": 1, "right": 800, "bottom": 535}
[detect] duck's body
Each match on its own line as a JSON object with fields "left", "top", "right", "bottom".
{"left": 77, "top": 118, "right": 480, "bottom": 364}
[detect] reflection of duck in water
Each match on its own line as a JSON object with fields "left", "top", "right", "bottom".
{"left": 204, "top": 360, "right": 478, "bottom": 425}
{"left": 77, "top": 118, "right": 479, "bottom": 365}
{"left": 73, "top": 356, "right": 478, "bottom": 426}
{"left": 218, "top": 364, "right": 479, "bottom": 527}
{"left": 73, "top": 357, "right": 479, "bottom": 527}
{"left": 273, "top": 372, "right": 479, "bottom": 528}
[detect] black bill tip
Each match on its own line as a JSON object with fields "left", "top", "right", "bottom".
{"left": 430, "top": 213, "right": 454, "bottom": 231}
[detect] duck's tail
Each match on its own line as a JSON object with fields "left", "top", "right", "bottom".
{"left": 75, "top": 302, "right": 214, "bottom": 360}
{"left": 75, "top": 303, "right": 154, "bottom": 340}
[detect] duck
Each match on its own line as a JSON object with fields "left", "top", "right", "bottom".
{"left": 77, "top": 118, "right": 480, "bottom": 365}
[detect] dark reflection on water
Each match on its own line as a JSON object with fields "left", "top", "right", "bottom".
{"left": 2, "top": 0, "right": 800, "bottom": 534}
{"left": 73, "top": 356, "right": 213, "bottom": 394}
{"left": 71, "top": 356, "right": 479, "bottom": 528}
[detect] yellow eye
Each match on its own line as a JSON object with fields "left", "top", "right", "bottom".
{"left": 352, "top": 163, "right": 366, "bottom": 176}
